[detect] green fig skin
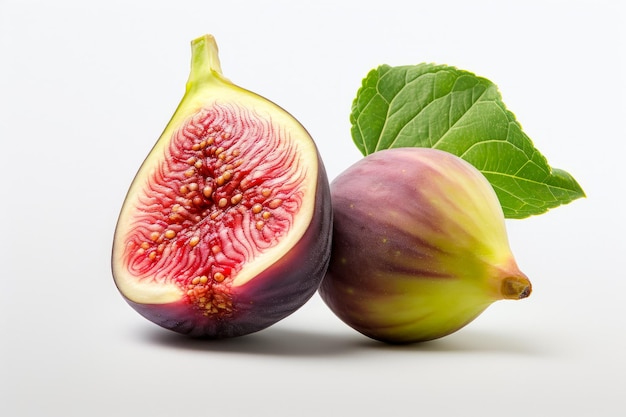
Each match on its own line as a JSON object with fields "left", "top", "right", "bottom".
{"left": 112, "top": 35, "right": 332, "bottom": 338}
{"left": 319, "top": 148, "right": 531, "bottom": 344}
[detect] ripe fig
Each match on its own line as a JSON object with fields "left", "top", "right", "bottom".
{"left": 319, "top": 147, "right": 531, "bottom": 344}
{"left": 112, "top": 35, "right": 332, "bottom": 338}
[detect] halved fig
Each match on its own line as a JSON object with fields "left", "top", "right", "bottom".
{"left": 112, "top": 35, "right": 332, "bottom": 338}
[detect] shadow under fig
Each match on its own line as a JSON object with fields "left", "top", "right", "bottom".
{"left": 139, "top": 324, "right": 364, "bottom": 357}
{"left": 353, "top": 328, "right": 548, "bottom": 356}
{"left": 137, "top": 322, "right": 546, "bottom": 357}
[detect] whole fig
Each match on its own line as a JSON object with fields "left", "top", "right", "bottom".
{"left": 319, "top": 147, "right": 531, "bottom": 343}
{"left": 112, "top": 35, "right": 332, "bottom": 338}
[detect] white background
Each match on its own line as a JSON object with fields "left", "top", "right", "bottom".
{"left": 1, "top": 1, "right": 624, "bottom": 416}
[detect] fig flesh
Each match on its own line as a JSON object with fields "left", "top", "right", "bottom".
{"left": 112, "top": 35, "right": 332, "bottom": 338}
{"left": 319, "top": 148, "right": 531, "bottom": 343}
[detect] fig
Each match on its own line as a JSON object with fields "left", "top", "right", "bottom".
{"left": 112, "top": 35, "right": 332, "bottom": 338}
{"left": 319, "top": 147, "right": 531, "bottom": 344}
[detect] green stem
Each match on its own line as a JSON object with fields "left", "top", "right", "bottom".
{"left": 186, "top": 34, "right": 223, "bottom": 91}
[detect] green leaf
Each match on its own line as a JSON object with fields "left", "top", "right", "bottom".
{"left": 350, "top": 64, "right": 585, "bottom": 219}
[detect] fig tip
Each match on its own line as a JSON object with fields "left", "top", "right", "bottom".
{"left": 500, "top": 275, "right": 532, "bottom": 300}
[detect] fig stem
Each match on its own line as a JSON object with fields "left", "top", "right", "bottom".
{"left": 187, "top": 34, "right": 224, "bottom": 90}
{"left": 500, "top": 275, "right": 532, "bottom": 300}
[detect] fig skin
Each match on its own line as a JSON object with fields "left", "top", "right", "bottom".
{"left": 319, "top": 147, "right": 531, "bottom": 344}
{"left": 112, "top": 35, "right": 332, "bottom": 338}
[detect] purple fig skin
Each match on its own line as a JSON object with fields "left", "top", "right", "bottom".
{"left": 121, "top": 156, "right": 332, "bottom": 338}
{"left": 319, "top": 147, "right": 531, "bottom": 344}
